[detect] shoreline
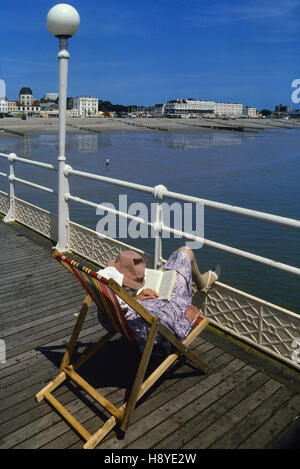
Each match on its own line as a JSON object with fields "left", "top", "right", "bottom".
{"left": 1, "top": 116, "right": 300, "bottom": 137}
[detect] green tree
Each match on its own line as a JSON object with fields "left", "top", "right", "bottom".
{"left": 261, "top": 109, "right": 272, "bottom": 116}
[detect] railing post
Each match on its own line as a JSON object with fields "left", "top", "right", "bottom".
{"left": 153, "top": 203, "right": 163, "bottom": 270}
{"left": 55, "top": 36, "right": 70, "bottom": 252}
{"left": 258, "top": 305, "right": 263, "bottom": 345}
{"left": 3, "top": 153, "right": 16, "bottom": 223}
{"left": 152, "top": 184, "right": 167, "bottom": 269}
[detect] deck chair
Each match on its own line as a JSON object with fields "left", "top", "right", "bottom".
{"left": 36, "top": 249, "right": 210, "bottom": 449}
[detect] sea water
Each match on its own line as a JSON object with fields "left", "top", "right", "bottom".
{"left": 0, "top": 128, "right": 299, "bottom": 313}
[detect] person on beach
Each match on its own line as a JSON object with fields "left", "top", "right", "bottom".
{"left": 97, "top": 247, "right": 221, "bottom": 349}
{"left": 105, "top": 158, "right": 110, "bottom": 168}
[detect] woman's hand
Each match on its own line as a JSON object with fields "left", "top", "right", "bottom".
{"left": 136, "top": 288, "right": 159, "bottom": 301}
{"left": 184, "top": 304, "right": 201, "bottom": 323}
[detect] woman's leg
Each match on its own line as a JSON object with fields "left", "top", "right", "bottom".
{"left": 178, "top": 246, "right": 218, "bottom": 290}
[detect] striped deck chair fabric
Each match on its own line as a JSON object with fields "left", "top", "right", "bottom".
{"left": 54, "top": 252, "right": 138, "bottom": 345}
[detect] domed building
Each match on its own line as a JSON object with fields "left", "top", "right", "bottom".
{"left": 44, "top": 92, "right": 59, "bottom": 101}
{"left": 16, "top": 86, "right": 40, "bottom": 116}
{"left": 19, "top": 87, "right": 33, "bottom": 106}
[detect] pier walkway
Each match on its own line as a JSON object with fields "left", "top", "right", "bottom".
{"left": 0, "top": 218, "right": 299, "bottom": 450}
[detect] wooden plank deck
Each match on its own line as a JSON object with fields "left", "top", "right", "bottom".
{"left": 0, "top": 217, "right": 299, "bottom": 450}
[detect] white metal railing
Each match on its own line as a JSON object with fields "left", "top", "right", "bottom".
{"left": 0, "top": 149, "right": 300, "bottom": 369}
{"left": 0, "top": 150, "right": 300, "bottom": 274}
{"left": 0, "top": 152, "right": 56, "bottom": 222}
{"left": 65, "top": 166, "right": 300, "bottom": 275}
{"left": 0, "top": 152, "right": 56, "bottom": 171}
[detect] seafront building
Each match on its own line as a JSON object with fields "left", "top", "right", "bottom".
{"left": 43, "top": 92, "right": 59, "bottom": 101}
{"left": 16, "top": 100, "right": 41, "bottom": 115}
{"left": 0, "top": 99, "right": 8, "bottom": 115}
{"left": 151, "top": 104, "right": 164, "bottom": 116}
{"left": 242, "top": 106, "right": 259, "bottom": 118}
{"left": 19, "top": 87, "right": 34, "bottom": 107}
{"left": 67, "top": 108, "right": 80, "bottom": 118}
{"left": 2, "top": 83, "right": 290, "bottom": 121}
{"left": 72, "top": 96, "right": 99, "bottom": 117}
{"left": 275, "top": 104, "right": 292, "bottom": 115}
{"left": 39, "top": 102, "right": 59, "bottom": 118}
{"left": 214, "top": 101, "right": 243, "bottom": 117}
{"left": 7, "top": 101, "right": 17, "bottom": 113}
{"left": 15, "top": 87, "right": 41, "bottom": 116}
{"left": 163, "top": 99, "right": 215, "bottom": 117}
{"left": 163, "top": 98, "right": 243, "bottom": 118}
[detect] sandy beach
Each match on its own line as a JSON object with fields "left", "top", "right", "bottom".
{"left": 1, "top": 116, "right": 300, "bottom": 137}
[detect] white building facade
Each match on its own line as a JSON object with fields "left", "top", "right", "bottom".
{"left": 67, "top": 108, "right": 79, "bottom": 118}
{"left": 213, "top": 102, "right": 243, "bottom": 118}
{"left": 0, "top": 99, "right": 8, "bottom": 114}
{"left": 242, "top": 106, "right": 259, "bottom": 118}
{"left": 163, "top": 99, "right": 214, "bottom": 117}
{"left": 19, "top": 87, "right": 34, "bottom": 106}
{"left": 72, "top": 96, "right": 99, "bottom": 117}
{"left": 163, "top": 98, "right": 243, "bottom": 118}
{"left": 7, "top": 101, "right": 17, "bottom": 113}
{"left": 16, "top": 87, "right": 40, "bottom": 115}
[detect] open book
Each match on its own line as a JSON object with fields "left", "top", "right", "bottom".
{"left": 138, "top": 268, "right": 177, "bottom": 301}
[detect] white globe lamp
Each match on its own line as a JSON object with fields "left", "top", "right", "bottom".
{"left": 47, "top": 3, "right": 80, "bottom": 37}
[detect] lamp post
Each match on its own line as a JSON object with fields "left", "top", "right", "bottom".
{"left": 47, "top": 3, "right": 80, "bottom": 251}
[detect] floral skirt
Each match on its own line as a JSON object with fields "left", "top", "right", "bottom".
{"left": 124, "top": 250, "right": 193, "bottom": 347}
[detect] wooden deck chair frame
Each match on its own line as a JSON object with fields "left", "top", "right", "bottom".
{"left": 36, "top": 249, "right": 210, "bottom": 449}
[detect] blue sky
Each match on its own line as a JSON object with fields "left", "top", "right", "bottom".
{"left": 1, "top": 0, "right": 299, "bottom": 109}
